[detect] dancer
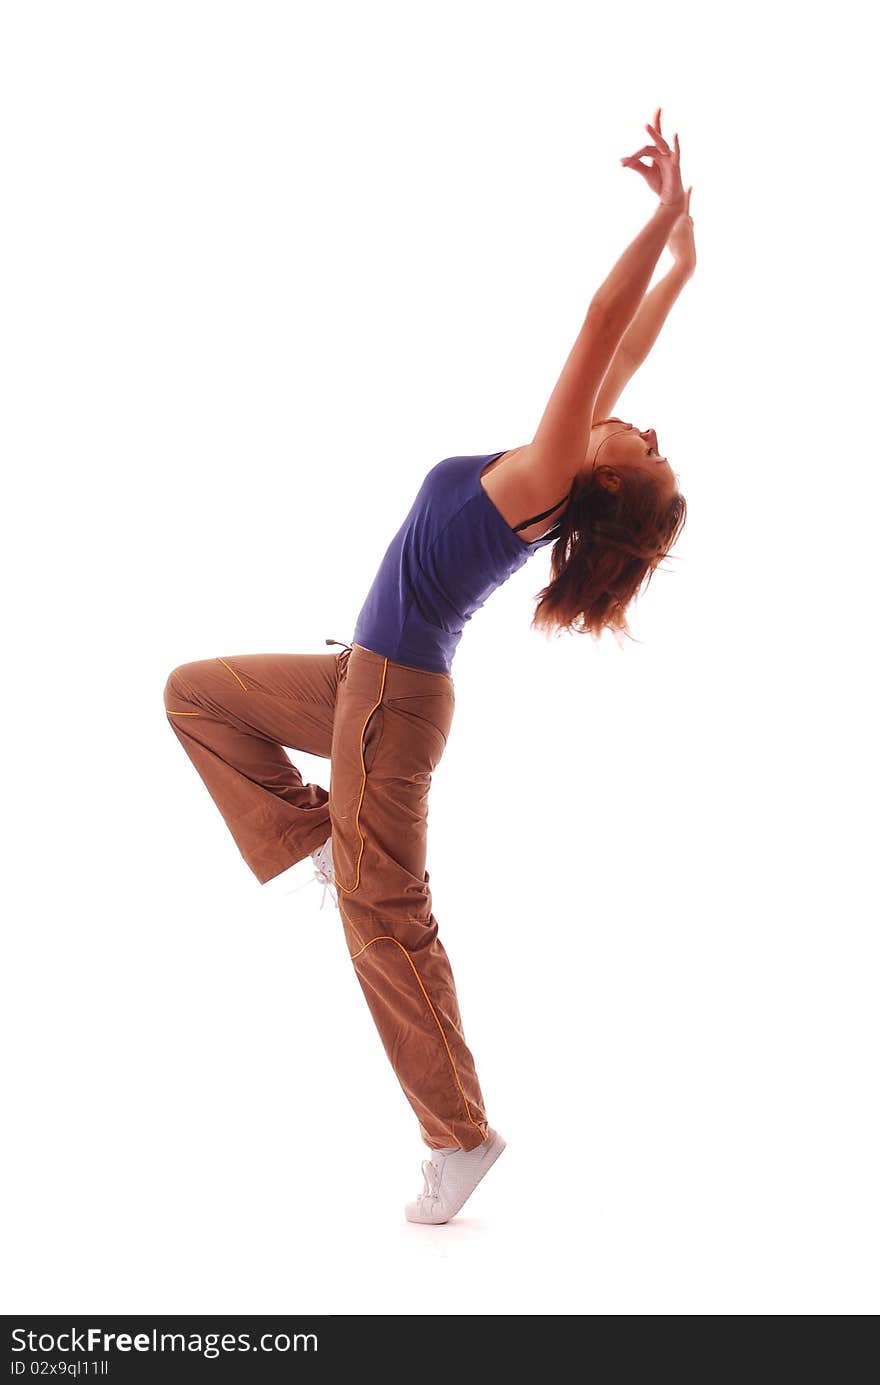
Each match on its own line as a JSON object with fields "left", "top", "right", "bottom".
{"left": 163, "top": 109, "right": 694, "bottom": 1224}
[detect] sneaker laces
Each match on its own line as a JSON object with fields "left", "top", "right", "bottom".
{"left": 289, "top": 871, "right": 335, "bottom": 910}
{"left": 310, "top": 836, "right": 336, "bottom": 914}
{"left": 417, "top": 1149, "right": 456, "bottom": 1206}
{"left": 418, "top": 1157, "right": 442, "bottom": 1206}
{"left": 312, "top": 850, "right": 338, "bottom": 911}
{"left": 289, "top": 839, "right": 338, "bottom": 911}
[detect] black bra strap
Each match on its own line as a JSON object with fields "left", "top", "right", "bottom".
{"left": 513, "top": 493, "right": 569, "bottom": 533}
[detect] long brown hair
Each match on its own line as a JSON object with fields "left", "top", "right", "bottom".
{"left": 531, "top": 461, "right": 687, "bottom": 644}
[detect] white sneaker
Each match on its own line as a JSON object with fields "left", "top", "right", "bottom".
{"left": 309, "top": 835, "right": 338, "bottom": 911}
{"left": 405, "top": 1129, "right": 506, "bottom": 1224}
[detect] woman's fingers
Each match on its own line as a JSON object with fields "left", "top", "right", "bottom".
{"left": 629, "top": 132, "right": 679, "bottom": 167}
{"left": 646, "top": 122, "right": 670, "bottom": 154}
{"left": 622, "top": 159, "right": 654, "bottom": 182}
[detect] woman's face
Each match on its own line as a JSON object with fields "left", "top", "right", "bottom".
{"left": 586, "top": 417, "right": 679, "bottom": 498}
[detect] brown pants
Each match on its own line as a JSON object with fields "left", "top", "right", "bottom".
{"left": 163, "top": 641, "right": 489, "bottom": 1152}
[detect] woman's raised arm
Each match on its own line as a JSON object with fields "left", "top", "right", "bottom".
{"left": 593, "top": 232, "right": 696, "bottom": 418}
{"left": 525, "top": 119, "right": 687, "bottom": 495}
{"left": 527, "top": 200, "right": 682, "bottom": 495}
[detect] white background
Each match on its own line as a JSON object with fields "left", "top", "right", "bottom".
{"left": 2, "top": 0, "right": 877, "bottom": 1316}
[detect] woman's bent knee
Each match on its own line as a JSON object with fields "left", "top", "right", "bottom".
{"left": 163, "top": 664, "right": 196, "bottom": 709}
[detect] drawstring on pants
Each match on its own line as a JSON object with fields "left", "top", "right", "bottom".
{"left": 327, "top": 637, "right": 353, "bottom": 683}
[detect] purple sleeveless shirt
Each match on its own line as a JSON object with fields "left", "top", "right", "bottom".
{"left": 351, "top": 450, "right": 569, "bottom": 675}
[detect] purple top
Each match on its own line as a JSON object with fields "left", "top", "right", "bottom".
{"left": 351, "top": 451, "right": 568, "bottom": 675}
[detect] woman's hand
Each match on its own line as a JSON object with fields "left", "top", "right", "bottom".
{"left": 620, "top": 107, "right": 686, "bottom": 210}
{"left": 667, "top": 187, "right": 696, "bottom": 276}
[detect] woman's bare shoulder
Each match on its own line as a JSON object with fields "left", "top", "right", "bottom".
{"left": 481, "top": 447, "right": 569, "bottom": 540}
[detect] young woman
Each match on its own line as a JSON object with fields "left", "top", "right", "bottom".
{"left": 164, "top": 109, "right": 695, "bottom": 1225}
